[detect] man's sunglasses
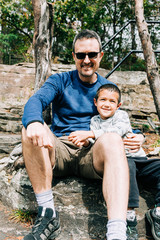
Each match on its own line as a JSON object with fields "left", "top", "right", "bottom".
{"left": 75, "top": 52, "right": 100, "bottom": 60}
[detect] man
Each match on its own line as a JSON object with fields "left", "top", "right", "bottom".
{"left": 22, "top": 29, "right": 143, "bottom": 240}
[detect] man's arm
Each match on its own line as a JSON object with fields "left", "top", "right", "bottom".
{"left": 123, "top": 133, "right": 145, "bottom": 153}
{"left": 22, "top": 74, "right": 60, "bottom": 129}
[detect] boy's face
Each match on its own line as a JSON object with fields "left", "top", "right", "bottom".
{"left": 94, "top": 89, "right": 121, "bottom": 120}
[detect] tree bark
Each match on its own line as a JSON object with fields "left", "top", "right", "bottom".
{"left": 135, "top": 0, "right": 160, "bottom": 121}
{"left": 32, "top": 0, "right": 54, "bottom": 91}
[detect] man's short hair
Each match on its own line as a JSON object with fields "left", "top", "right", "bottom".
{"left": 95, "top": 84, "right": 121, "bottom": 104}
{"left": 72, "top": 29, "right": 102, "bottom": 52}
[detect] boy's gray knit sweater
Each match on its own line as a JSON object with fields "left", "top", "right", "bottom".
{"left": 90, "top": 109, "right": 146, "bottom": 157}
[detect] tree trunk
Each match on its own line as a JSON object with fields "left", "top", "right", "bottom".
{"left": 131, "top": 2, "right": 137, "bottom": 50}
{"left": 32, "top": 0, "right": 54, "bottom": 91}
{"left": 32, "top": 0, "right": 54, "bottom": 124}
{"left": 111, "top": 0, "right": 117, "bottom": 68}
{"left": 0, "top": 13, "right": 6, "bottom": 64}
{"left": 131, "top": 22, "right": 136, "bottom": 50}
{"left": 135, "top": 0, "right": 160, "bottom": 121}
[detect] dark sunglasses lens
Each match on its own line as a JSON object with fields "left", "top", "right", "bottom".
{"left": 76, "top": 53, "right": 86, "bottom": 59}
{"left": 75, "top": 52, "right": 99, "bottom": 59}
{"left": 88, "top": 52, "right": 98, "bottom": 58}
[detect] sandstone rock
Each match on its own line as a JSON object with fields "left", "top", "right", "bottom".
{"left": 0, "top": 63, "right": 157, "bottom": 118}
{"left": 0, "top": 158, "right": 155, "bottom": 239}
{"left": 0, "top": 134, "right": 21, "bottom": 153}
{"left": 0, "top": 153, "right": 108, "bottom": 239}
{"left": 0, "top": 140, "right": 156, "bottom": 239}
{"left": 148, "top": 147, "right": 160, "bottom": 156}
{"left": 0, "top": 63, "right": 159, "bottom": 137}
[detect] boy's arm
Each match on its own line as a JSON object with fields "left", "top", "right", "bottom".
{"left": 68, "top": 130, "right": 95, "bottom": 147}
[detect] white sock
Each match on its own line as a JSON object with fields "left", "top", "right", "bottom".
{"left": 35, "top": 189, "right": 56, "bottom": 217}
{"left": 127, "top": 210, "right": 136, "bottom": 221}
{"left": 106, "top": 219, "right": 127, "bottom": 240}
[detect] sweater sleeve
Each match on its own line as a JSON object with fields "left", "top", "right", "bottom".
{"left": 22, "top": 74, "right": 61, "bottom": 128}
{"left": 90, "top": 116, "right": 105, "bottom": 139}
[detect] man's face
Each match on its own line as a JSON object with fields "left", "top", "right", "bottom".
{"left": 72, "top": 38, "right": 104, "bottom": 83}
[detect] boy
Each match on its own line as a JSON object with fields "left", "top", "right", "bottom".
{"left": 68, "top": 83, "right": 146, "bottom": 158}
{"left": 69, "top": 83, "right": 147, "bottom": 239}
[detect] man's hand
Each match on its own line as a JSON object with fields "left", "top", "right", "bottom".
{"left": 68, "top": 130, "right": 94, "bottom": 147}
{"left": 123, "top": 133, "right": 145, "bottom": 153}
{"left": 26, "top": 122, "right": 53, "bottom": 148}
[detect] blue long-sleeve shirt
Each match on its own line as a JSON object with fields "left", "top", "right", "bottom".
{"left": 22, "top": 70, "right": 114, "bottom": 137}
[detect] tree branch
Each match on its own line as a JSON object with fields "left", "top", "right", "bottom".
{"left": 2, "top": 18, "right": 33, "bottom": 41}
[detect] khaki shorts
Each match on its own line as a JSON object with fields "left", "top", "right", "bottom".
{"left": 53, "top": 135, "right": 101, "bottom": 180}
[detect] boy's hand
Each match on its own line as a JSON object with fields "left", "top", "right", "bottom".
{"left": 68, "top": 130, "right": 94, "bottom": 147}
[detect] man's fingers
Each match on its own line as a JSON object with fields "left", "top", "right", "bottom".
{"left": 42, "top": 136, "right": 53, "bottom": 148}
{"left": 28, "top": 135, "right": 53, "bottom": 149}
{"left": 32, "top": 136, "right": 38, "bottom": 146}
{"left": 128, "top": 148, "right": 140, "bottom": 153}
{"left": 37, "top": 137, "right": 44, "bottom": 147}
{"left": 43, "top": 142, "right": 53, "bottom": 148}
{"left": 123, "top": 141, "right": 140, "bottom": 147}
{"left": 123, "top": 138, "right": 140, "bottom": 143}
{"left": 124, "top": 142, "right": 140, "bottom": 146}
{"left": 125, "top": 145, "right": 139, "bottom": 150}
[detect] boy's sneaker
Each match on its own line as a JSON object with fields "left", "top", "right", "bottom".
{"left": 126, "top": 217, "right": 138, "bottom": 240}
{"left": 23, "top": 206, "right": 61, "bottom": 240}
{"left": 145, "top": 208, "right": 160, "bottom": 240}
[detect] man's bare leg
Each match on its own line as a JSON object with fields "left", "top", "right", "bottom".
{"left": 93, "top": 133, "right": 129, "bottom": 239}
{"left": 21, "top": 123, "right": 56, "bottom": 194}
{"left": 22, "top": 124, "right": 61, "bottom": 240}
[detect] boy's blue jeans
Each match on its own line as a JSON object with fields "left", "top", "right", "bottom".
{"left": 128, "top": 157, "right": 160, "bottom": 208}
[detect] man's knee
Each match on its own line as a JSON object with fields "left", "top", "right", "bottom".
{"left": 93, "top": 133, "right": 124, "bottom": 166}
{"left": 96, "top": 132, "right": 123, "bottom": 149}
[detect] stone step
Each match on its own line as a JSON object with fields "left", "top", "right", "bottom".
{"left": 0, "top": 167, "right": 154, "bottom": 239}
{"left": 0, "top": 134, "right": 21, "bottom": 153}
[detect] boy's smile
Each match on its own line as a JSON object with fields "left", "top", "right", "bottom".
{"left": 94, "top": 89, "right": 122, "bottom": 120}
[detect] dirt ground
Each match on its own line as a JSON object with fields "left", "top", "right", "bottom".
{"left": 0, "top": 201, "right": 29, "bottom": 240}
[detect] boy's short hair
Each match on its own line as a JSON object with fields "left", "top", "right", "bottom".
{"left": 95, "top": 84, "right": 121, "bottom": 103}
{"left": 72, "top": 29, "right": 102, "bottom": 53}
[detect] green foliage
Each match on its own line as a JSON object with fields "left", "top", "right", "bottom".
{"left": 0, "top": 0, "right": 159, "bottom": 70}
{"left": 152, "top": 139, "right": 160, "bottom": 148}
{"left": 0, "top": 0, "right": 34, "bottom": 64}
{"left": 117, "top": 55, "right": 146, "bottom": 71}
{"left": 10, "top": 209, "right": 36, "bottom": 224}
{"left": 0, "top": 33, "right": 18, "bottom": 63}
{"left": 0, "top": 33, "right": 18, "bottom": 52}
{"left": 52, "top": 0, "right": 160, "bottom": 71}
{"left": 142, "top": 124, "right": 150, "bottom": 133}
{"left": 52, "top": 0, "right": 109, "bottom": 63}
